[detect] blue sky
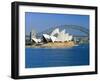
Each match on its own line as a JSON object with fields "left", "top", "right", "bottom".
{"left": 25, "top": 12, "right": 89, "bottom": 35}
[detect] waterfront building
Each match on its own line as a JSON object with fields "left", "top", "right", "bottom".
{"left": 32, "top": 37, "right": 41, "bottom": 43}
{"left": 43, "top": 28, "right": 73, "bottom": 42}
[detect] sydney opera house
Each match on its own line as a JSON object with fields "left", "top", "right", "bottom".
{"left": 31, "top": 28, "right": 73, "bottom": 43}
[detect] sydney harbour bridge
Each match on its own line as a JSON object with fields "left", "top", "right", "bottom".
{"left": 37, "top": 25, "right": 89, "bottom": 36}
{"left": 26, "top": 25, "right": 89, "bottom": 44}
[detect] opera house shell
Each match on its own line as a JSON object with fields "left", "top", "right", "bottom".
{"left": 43, "top": 28, "right": 73, "bottom": 43}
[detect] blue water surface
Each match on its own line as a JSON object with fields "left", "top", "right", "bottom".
{"left": 25, "top": 44, "right": 89, "bottom": 68}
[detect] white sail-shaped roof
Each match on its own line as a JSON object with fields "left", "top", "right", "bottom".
{"left": 60, "top": 29, "right": 66, "bottom": 34}
{"left": 32, "top": 38, "right": 41, "bottom": 43}
{"left": 42, "top": 28, "right": 73, "bottom": 43}
{"left": 43, "top": 34, "right": 51, "bottom": 42}
{"left": 51, "top": 28, "right": 59, "bottom": 36}
{"left": 43, "top": 34, "right": 50, "bottom": 39}
{"left": 56, "top": 32, "right": 65, "bottom": 42}
{"left": 68, "top": 35, "right": 73, "bottom": 41}
{"left": 50, "top": 36, "right": 57, "bottom": 42}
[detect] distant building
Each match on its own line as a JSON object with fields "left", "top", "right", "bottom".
{"left": 31, "top": 30, "right": 36, "bottom": 39}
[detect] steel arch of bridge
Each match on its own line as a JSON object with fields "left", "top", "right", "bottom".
{"left": 37, "top": 25, "right": 89, "bottom": 36}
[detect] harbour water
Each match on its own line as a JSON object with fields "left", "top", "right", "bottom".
{"left": 25, "top": 44, "right": 89, "bottom": 68}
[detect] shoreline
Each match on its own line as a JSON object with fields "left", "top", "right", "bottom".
{"left": 26, "top": 41, "right": 75, "bottom": 48}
